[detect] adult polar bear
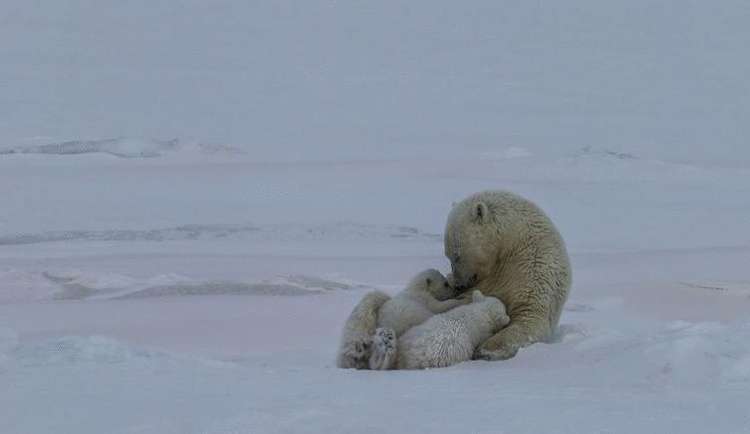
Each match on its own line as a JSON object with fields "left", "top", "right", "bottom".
{"left": 336, "top": 189, "right": 571, "bottom": 367}
{"left": 445, "top": 190, "right": 571, "bottom": 360}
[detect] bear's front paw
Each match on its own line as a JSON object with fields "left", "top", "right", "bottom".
{"left": 473, "top": 343, "right": 519, "bottom": 361}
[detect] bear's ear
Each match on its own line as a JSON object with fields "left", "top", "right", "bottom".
{"left": 425, "top": 277, "right": 432, "bottom": 287}
{"left": 472, "top": 290, "right": 484, "bottom": 302}
{"left": 451, "top": 201, "right": 457, "bottom": 208}
{"left": 473, "top": 202, "right": 489, "bottom": 223}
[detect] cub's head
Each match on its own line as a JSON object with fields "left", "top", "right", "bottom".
{"left": 445, "top": 196, "right": 504, "bottom": 291}
{"left": 409, "top": 269, "right": 455, "bottom": 300}
{"left": 471, "top": 290, "right": 510, "bottom": 329}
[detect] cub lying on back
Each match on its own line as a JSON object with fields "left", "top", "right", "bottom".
{"left": 336, "top": 269, "right": 464, "bottom": 369}
{"left": 371, "top": 290, "right": 510, "bottom": 370}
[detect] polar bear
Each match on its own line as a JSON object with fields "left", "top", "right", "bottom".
{"left": 371, "top": 290, "right": 510, "bottom": 370}
{"left": 445, "top": 190, "right": 572, "bottom": 360}
{"left": 336, "top": 269, "right": 464, "bottom": 369}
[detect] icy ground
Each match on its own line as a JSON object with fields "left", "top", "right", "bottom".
{"left": 3, "top": 1, "right": 750, "bottom": 432}
{"left": 1, "top": 146, "right": 750, "bottom": 433}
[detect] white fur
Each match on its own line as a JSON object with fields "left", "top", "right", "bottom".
{"left": 367, "top": 269, "right": 467, "bottom": 370}
{"left": 337, "top": 190, "right": 571, "bottom": 367}
{"left": 336, "top": 269, "right": 465, "bottom": 370}
{"left": 390, "top": 291, "right": 510, "bottom": 370}
{"left": 376, "top": 269, "right": 460, "bottom": 337}
{"left": 445, "top": 190, "right": 572, "bottom": 360}
{"left": 336, "top": 290, "right": 390, "bottom": 369}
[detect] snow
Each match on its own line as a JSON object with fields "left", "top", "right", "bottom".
{"left": 3, "top": 1, "right": 750, "bottom": 166}
{"left": 2, "top": 1, "right": 750, "bottom": 433}
{"left": 3, "top": 150, "right": 750, "bottom": 433}
{"left": 0, "top": 137, "right": 180, "bottom": 158}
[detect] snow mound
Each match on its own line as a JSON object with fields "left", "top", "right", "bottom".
{"left": 480, "top": 146, "right": 533, "bottom": 160}
{"left": 0, "top": 137, "right": 246, "bottom": 158}
{"left": 0, "top": 270, "right": 369, "bottom": 302}
{"left": 550, "top": 319, "right": 750, "bottom": 385}
{"left": 0, "top": 269, "right": 65, "bottom": 303}
{"left": 0, "top": 222, "right": 440, "bottom": 246}
{"left": 680, "top": 280, "right": 750, "bottom": 296}
{"left": 111, "top": 274, "right": 367, "bottom": 299}
{"left": 642, "top": 321, "right": 750, "bottom": 384}
{"left": 113, "top": 276, "right": 347, "bottom": 299}
{"left": 535, "top": 150, "right": 728, "bottom": 185}
{"left": 0, "top": 137, "right": 180, "bottom": 158}
{"left": 577, "top": 146, "right": 639, "bottom": 160}
{"left": 42, "top": 270, "right": 189, "bottom": 300}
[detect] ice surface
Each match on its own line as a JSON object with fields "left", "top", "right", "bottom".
{"left": 2, "top": 145, "right": 749, "bottom": 432}
{"left": 0, "top": 138, "right": 180, "bottom": 158}
{"left": 2, "top": 1, "right": 750, "bottom": 433}
{"left": 0, "top": 223, "right": 440, "bottom": 247}
{"left": 0, "top": 137, "right": 247, "bottom": 159}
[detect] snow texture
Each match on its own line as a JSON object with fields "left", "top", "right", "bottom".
{"left": 2, "top": 1, "right": 750, "bottom": 433}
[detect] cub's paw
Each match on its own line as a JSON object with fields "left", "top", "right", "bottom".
{"left": 369, "top": 328, "right": 397, "bottom": 370}
{"left": 459, "top": 295, "right": 474, "bottom": 305}
{"left": 455, "top": 291, "right": 473, "bottom": 303}
{"left": 374, "top": 328, "right": 396, "bottom": 352}
{"left": 339, "top": 337, "right": 372, "bottom": 369}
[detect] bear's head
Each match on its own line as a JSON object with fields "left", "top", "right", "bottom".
{"left": 411, "top": 268, "right": 455, "bottom": 300}
{"left": 444, "top": 196, "right": 504, "bottom": 291}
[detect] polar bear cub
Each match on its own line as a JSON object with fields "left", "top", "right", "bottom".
{"left": 378, "top": 269, "right": 464, "bottom": 336}
{"left": 398, "top": 290, "right": 510, "bottom": 369}
{"left": 364, "top": 269, "right": 465, "bottom": 370}
{"left": 336, "top": 290, "right": 391, "bottom": 369}
{"left": 373, "top": 290, "right": 510, "bottom": 370}
{"left": 337, "top": 269, "right": 462, "bottom": 370}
